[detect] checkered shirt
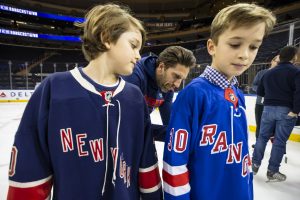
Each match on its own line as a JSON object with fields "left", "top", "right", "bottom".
{"left": 200, "top": 66, "right": 238, "bottom": 89}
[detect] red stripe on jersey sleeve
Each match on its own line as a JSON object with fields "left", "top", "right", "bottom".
{"left": 139, "top": 167, "right": 161, "bottom": 190}
{"left": 7, "top": 179, "right": 52, "bottom": 200}
{"left": 163, "top": 169, "right": 189, "bottom": 187}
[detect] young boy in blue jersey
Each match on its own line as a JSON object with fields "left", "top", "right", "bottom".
{"left": 163, "top": 3, "right": 276, "bottom": 200}
{"left": 7, "top": 4, "right": 162, "bottom": 200}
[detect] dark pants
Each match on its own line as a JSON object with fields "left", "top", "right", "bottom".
{"left": 255, "top": 104, "right": 264, "bottom": 139}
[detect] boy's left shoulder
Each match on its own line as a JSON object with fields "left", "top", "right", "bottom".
{"left": 122, "top": 81, "right": 145, "bottom": 101}
{"left": 184, "top": 77, "right": 212, "bottom": 93}
{"left": 172, "top": 77, "right": 211, "bottom": 109}
{"left": 124, "top": 80, "right": 142, "bottom": 92}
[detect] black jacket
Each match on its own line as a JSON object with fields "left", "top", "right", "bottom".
{"left": 257, "top": 62, "right": 300, "bottom": 114}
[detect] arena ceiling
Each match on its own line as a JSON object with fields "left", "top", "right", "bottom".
{"left": 10, "top": 0, "right": 300, "bottom": 19}
{"left": 3, "top": 0, "right": 300, "bottom": 51}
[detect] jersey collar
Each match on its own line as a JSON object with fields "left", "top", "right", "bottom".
{"left": 200, "top": 66, "right": 238, "bottom": 89}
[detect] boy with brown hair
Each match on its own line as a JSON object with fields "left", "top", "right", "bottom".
{"left": 163, "top": 3, "right": 276, "bottom": 200}
{"left": 7, "top": 3, "right": 162, "bottom": 200}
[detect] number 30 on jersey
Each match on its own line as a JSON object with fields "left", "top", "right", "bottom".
{"left": 167, "top": 128, "right": 188, "bottom": 153}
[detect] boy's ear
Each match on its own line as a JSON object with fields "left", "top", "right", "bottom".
{"left": 207, "top": 39, "right": 216, "bottom": 56}
{"left": 100, "top": 32, "right": 111, "bottom": 49}
{"left": 104, "top": 42, "right": 111, "bottom": 49}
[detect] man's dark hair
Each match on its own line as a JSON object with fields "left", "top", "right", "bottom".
{"left": 157, "top": 46, "right": 196, "bottom": 69}
{"left": 279, "top": 46, "right": 298, "bottom": 62}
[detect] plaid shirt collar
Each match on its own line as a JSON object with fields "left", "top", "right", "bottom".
{"left": 200, "top": 66, "right": 238, "bottom": 89}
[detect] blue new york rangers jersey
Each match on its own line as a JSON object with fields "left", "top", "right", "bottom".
{"left": 163, "top": 76, "right": 253, "bottom": 200}
{"left": 7, "top": 67, "right": 162, "bottom": 200}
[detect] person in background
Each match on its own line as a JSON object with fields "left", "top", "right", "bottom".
{"left": 123, "top": 46, "right": 196, "bottom": 141}
{"left": 252, "top": 55, "right": 280, "bottom": 147}
{"left": 252, "top": 46, "right": 300, "bottom": 182}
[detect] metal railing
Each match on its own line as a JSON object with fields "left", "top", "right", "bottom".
{"left": 1, "top": 60, "right": 270, "bottom": 91}
{"left": 0, "top": 60, "right": 86, "bottom": 89}
{"left": 294, "top": 36, "right": 300, "bottom": 47}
